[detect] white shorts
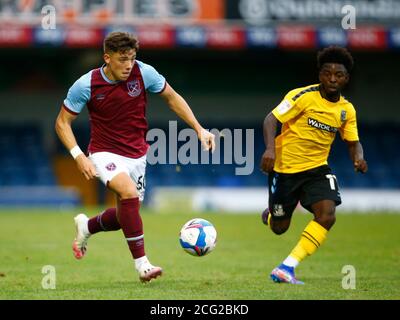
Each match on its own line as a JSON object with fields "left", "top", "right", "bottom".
{"left": 89, "top": 152, "right": 147, "bottom": 201}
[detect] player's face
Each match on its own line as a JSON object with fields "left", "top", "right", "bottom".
{"left": 319, "top": 63, "right": 349, "bottom": 95}
{"left": 104, "top": 49, "right": 136, "bottom": 81}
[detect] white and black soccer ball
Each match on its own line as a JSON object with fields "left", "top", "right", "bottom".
{"left": 179, "top": 218, "right": 217, "bottom": 257}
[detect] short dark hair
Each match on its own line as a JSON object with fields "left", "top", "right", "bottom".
{"left": 317, "top": 46, "right": 354, "bottom": 72}
{"left": 103, "top": 32, "right": 139, "bottom": 53}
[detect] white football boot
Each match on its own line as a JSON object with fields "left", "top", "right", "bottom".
{"left": 136, "top": 257, "right": 163, "bottom": 282}
{"left": 72, "top": 213, "right": 91, "bottom": 259}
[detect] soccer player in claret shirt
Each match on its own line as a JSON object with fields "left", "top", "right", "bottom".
{"left": 55, "top": 32, "right": 215, "bottom": 282}
{"left": 260, "top": 46, "right": 368, "bottom": 284}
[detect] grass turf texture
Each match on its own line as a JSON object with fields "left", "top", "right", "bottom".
{"left": 0, "top": 209, "right": 399, "bottom": 300}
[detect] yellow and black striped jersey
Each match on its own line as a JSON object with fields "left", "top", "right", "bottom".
{"left": 271, "top": 84, "right": 359, "bottom": 174}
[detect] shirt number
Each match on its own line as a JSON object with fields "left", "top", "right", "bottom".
{"left": 325, "top": 174, "right": 337, "bottom": 190}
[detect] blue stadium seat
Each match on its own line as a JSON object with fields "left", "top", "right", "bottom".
{"left": 0, "top": 124, "right": 57, "bottom": 187}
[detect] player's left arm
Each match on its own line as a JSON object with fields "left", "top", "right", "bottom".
{"left": 345, "top": 140, "right": 368, "bottom": 173}
{"left": 159, "top": 83, "right": 215, "bottom": 152}
{"left": 340, "top": 105, "right": 367, "bottom": 173}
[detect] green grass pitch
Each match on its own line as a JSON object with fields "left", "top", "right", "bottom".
{"left": 0, "top": 208, "right": 399, "bottom": 300}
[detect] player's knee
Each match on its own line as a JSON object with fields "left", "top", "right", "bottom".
{"left": 271, "top": 226, "right": 288, "bottom": 235}
{"left": 119, "top": 188, "right": 138, "bottom": 200}
{"left": 270, "top": 220, "right": 290, "bottom": 235}
{"left": 108, "top": 173, "right": 139, "bottom": 199}
{"left": 326, "top": 213, "right": 336, "bottom": 228}
{"left": 316, "top": 210, "right": 336, "bottom": 230}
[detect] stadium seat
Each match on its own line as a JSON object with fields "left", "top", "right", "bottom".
{"left": 0, "top": 124, "right": 80, "bottom": 206}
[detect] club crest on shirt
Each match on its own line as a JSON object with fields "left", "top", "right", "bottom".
{"left": 105, "top": 162, "right": 116, "bottom": 171}
{"left": 127, "top": 79, "right": 141, "bottom": 97}
{"left": 341, "top": 110, "right": 347, "bottom": 122}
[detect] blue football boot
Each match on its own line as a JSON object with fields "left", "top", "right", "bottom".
{"left": 270, "top": 264, "right": 304, "bottom": 285}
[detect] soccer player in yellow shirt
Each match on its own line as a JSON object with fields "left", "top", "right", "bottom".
{"left": 260, "top": 46, "right": 368, "bottom": 284}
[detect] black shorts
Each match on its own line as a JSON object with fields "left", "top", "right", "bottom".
{"left": 268, "top": 165, "right": 342, "bottom": 220}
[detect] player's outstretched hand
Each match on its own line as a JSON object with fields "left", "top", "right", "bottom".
{"left": 354, "top": 159, "right": 368, "bottom": 174}
{"left": 75, "top": 155, "right": 98, "bottom": 180}
{"left": 199, "top": 128, "right": 216, "bottom": 152}
{"left": 260, "top": 149, "right": 275, "bottom": 173}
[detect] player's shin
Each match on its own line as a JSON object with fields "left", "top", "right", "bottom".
{"left": 284, "top": 220, "right": 328, "bottom": 267}
{"left": 87, "top": 208, "right": 121, "bottom": 234}
{"left": 119, "top": 197, "right": 145, "bottom": 259}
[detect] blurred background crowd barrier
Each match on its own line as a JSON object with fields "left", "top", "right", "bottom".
{"left": 0, "top": 0, "right": 399, "bottom": 211}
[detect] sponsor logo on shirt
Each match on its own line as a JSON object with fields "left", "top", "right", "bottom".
{"left": 127, "top": 79, "right": 142, "bottom": 97}
{"left": 308, "top": 118, "right": 338, "bottom": 133}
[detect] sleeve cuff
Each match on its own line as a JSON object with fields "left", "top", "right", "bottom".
{"left": 62, "top": 104, "right": 79, "bottom": 115}
{"left": 271, "top": 109, "right": 283, "bottom": 123}
{"left": 156, "top": 80, "right": 167, "bottom": 94}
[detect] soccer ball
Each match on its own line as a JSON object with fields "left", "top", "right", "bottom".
{"left": 179, "top": 218, "right": 217, "bottom": 256}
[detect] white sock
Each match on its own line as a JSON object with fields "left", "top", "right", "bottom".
{"left": 283, "top": 256, "right": 299, "bottom": 268}
{"left": 135, "top": 256, "right": 149, "bottom": 270}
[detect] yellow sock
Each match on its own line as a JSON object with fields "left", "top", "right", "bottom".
{"left": 289, "top": 220, "right": 328, "bottom": 263}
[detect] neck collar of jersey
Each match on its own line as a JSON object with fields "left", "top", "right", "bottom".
{"left": 101, "top": 64, "right": 120, "bottom": 84}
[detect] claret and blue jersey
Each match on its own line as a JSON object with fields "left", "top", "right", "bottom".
{"left": 62, "top": 60, "right": 166, "bottom": 159}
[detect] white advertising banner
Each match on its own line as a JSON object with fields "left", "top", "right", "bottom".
{"left": 150, "top": 187, "right": 400, "bottom": 213}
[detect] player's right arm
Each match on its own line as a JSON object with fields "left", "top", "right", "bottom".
{"left": 260, "top": 112, "right": 279, "bottom": 173}
{"left": 55, "top": 107, "right": 98, "bottom": 180}
{"left": 55, "top": 71, "right": 97, "bottom": 180}
{"left": 260, "top": 88, "right": 306, "bottom": 173}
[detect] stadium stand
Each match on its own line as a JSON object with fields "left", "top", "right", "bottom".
{"left": 0, "top": 121, "right": 396, "bottom": 207}
{"left": 0, "top": 124, "right": 80, "bottom": 206}
{"left": 59, "top": 122, "right": 400, "bottom": 191}
{"left": 147, "top": 122, "right": 399, "bottom": 190}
